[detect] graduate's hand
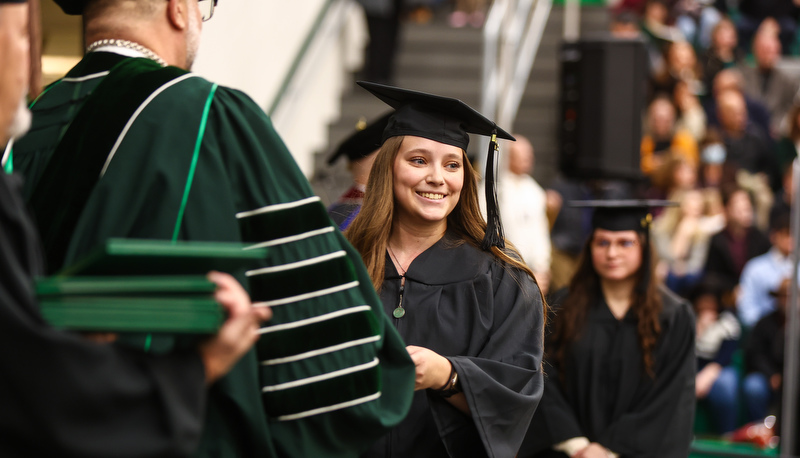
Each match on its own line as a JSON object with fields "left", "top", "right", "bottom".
{"left": 199, "top": 271, "right": 272, "bottom": 384}
{"left": 406, "top": 345, "right": 451, "bottom": 391}
{"left": 574, "top": 442, "right": 612, "bottom": 458}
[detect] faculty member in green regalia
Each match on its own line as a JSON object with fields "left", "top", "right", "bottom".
{"left": 9, "top": 0, "right": 416, "bottom": 457}
{"left": 0, "top": 1, "right": 271, "bottom": 456}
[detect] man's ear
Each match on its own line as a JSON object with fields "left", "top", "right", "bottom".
{"left": 166, "top": 0, "right": 188, "bottom": 30}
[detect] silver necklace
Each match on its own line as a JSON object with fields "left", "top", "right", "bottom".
{"left": 387, "top": 245, "right": 408, "bottom": 319}
{"left": 85, "top": 39, "right": 168, "bottom": 68}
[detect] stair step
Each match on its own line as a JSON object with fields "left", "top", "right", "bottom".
{"left": 313, "top": 4, "right": 616, "bottom": 200}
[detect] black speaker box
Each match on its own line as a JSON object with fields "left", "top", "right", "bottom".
{"left": 559, "top": 36, "right": 647, "bottom": 181}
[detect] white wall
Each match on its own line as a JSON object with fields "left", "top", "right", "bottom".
{"left": 193, "top": 1, "right": 327, "bottom": 110}
{"left": 192, "top": 1, "right": 367, "bottom": 177}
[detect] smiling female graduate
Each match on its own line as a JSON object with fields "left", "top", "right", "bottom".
{"left": 346, "top": 82, "right": 546, "bottom": 457}
{"left": 518, "top": 200, "right": 696, "bottom": 458}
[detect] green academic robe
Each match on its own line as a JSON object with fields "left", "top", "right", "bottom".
{"left": 13, "top": 53, "right": 415, "bottom": 458}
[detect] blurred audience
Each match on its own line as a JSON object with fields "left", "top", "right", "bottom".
{"left": 736, "top": 209, "right": 793, "bottom": 328}
{"left": 674, "top": 79, "right": 707, "bottom": 142}
{"left": 691, "top": 276, "right": 742, "bottom": 434}
{"left": 704, "top": 69, "right": 772, "bottom": 136}
{"left": 653, "top": 188, "right": 724, "bottom": 297}
{"left": 674, "top": 0, "right": 724, "bottom": 50}
{"left": 651, "top": 40, "right": 703, "bottom": 101}
{"left": 702, "top": 185, "right": 771, "bottom": 295}
{"left": 647, "top": 151, "right": 699, "bottom": 203}
{"left": 449, "top": 0, "right": 486, "bottom": 28}
{"left": 738, "top": 24, "right": 800, "bottom": 138}
{"left": 716, "top": 89, "right": 780, "bottom": 193}
{"left": 735, "top": 0, "right": 799, "bottom": 56}
{"left": 743, "top": 277, "right": 791, "bottom": 422}
{"left": 700, "top": 17, "right": 745, "bottom": 92}
{"left": 776, "top": 104, "right": 800, "bottom": 173}
{"left": 641, "top": 96, "right": 699, "bottom": 175}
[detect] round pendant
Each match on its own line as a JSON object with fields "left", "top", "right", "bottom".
{"left": 392, "top": 306, "right": 405, "bottom": 318}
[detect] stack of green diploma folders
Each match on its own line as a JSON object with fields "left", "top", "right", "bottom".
{"left": 37, "top": 239, "right": 266, "bottom": 334}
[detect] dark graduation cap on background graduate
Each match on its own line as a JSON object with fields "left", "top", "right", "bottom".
{"left": 569, "top": 199, "right": 675, "bottom": 233}
{"left": 357, "top": 81, "right": 515, "bottom": 250}
{"left": 327, "top": 112, "right": 393, "bottom": 165}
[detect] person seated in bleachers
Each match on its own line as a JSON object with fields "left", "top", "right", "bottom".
{"left": 640, "top": 0, "right": 686, "bottom": 58}
{"left": 646, "top": 150, "right": 699, "bottom": 204}
{"left": 716, "top": 89, "right": 781, "bottom": 192}
{"left": 736, "top": 208, "right": 793, "bottom": 328}
{"left": 674, "top": 79, "right": 708, "bottom": 142}
{"left": 674, "top": 0, "right": 725, "bottom": 51}
{"left": 692, "top": 275, "right": 742, "bottom": 434}
{"left": 738, "top": 24, "right": 800, "bottom": 138}
{"left": 735, "top": 0, "right": 800, "bottom": 56}
{"left": 775, "top": 104, "right": 800, "bottom": 173}
{"left": 653, "top": 188, "right": 724, "bottom": 297}
{"left": 702, "top": 184, "right": 771, "bottom": 295}
{"left": 700, "top": 17, "right": 746, "bottom": 93}
{"left": 650, "top": 40, "right": 704, "bottom": 102}
{"left": 641, "top": 96, "right": 699, "bottom": 175}
{"left": 480, "top": 135, "right": 552, "bottom": 295}
{"left": 743, "top": 277, "right": 791, "bottom": 422}
{"left": 703, "top": 69, "right": 772, "bottom": 136}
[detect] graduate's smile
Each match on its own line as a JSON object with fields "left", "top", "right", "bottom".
{"left": 416, "top": 191, "right": 446, "bottom": 201}
{"left": 393, "top": 136, "right": 463, "bottom": 227}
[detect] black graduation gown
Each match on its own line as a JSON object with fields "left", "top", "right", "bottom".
{"left": 364, "top": 234, "right": 545, "bottom": 458}
{"left": 0, "top": 172, "right": 207, "bottom": 457}
{"left": 519, "top": 287, "right": 696, "bottom": 458}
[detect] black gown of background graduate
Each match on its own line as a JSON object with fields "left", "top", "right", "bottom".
{"left": 519, "top": 286, "right": 695, "bottom": 458}
{"left": 0, "top": 172, "right": 207, "bottom": 457}
{"left": 363, "top": 233, "right": 545, "bottom": 458}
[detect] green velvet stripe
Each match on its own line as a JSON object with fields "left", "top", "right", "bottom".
{"left": 256, "top": 308, "right": 378, "bottom": 363}
{"left": 261, "top": 363, "right": 381, "bottom": 420}
{"left": 238, "top": 200, "right": 332, "bottom": 245}
{"left": 28, "top": 58, "right": 189, "bottom": 273}
{"left": 248, "top": 254, "right": 356, "bottom": 303}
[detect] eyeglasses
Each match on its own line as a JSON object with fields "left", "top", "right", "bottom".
{"left": 198, "top": 0, "right": 217, "bottom": 22}
{"left": 591, "top": 238, "right": 639, "bottom": 250}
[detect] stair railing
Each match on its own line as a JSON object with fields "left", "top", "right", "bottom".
{"left": 479, "top": 0, "right": 552, "bottom": 170}
{"left": 267, "top": 0, "right": 363, "bottom": 176}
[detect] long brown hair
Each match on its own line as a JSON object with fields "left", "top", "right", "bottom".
{"left": 345, "top": 135, "right": 541, "bottom": 299}
{"left": 552, "top": 231, "right": 662, "bottom": 378}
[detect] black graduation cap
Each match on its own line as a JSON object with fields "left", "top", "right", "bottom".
{"left": 569, "top": 199, "right": 675, "bottom": 233}
{"left": 327, "top": 112, "right": 392, "bottom": 165}
{"left": 53, "top": 0, "right": 83, "bottom": 14}
{"left": 357, "top": 81, "right": 515, "bottom": 250}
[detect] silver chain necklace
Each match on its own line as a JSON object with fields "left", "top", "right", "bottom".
{"left": 85, "top": 39, "right": 167, "bottom": 68}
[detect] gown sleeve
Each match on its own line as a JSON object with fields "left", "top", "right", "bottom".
{"left": 598, "top": 294, "right": 696, "bottom": 457}
{"left": 429, "top": 262, "right": 545, "bottom": 458}
{"left": 518, "top": 299, "right": 587, "bottom": 457}
{"left": 195, "top": 88, "right": 416, "bottom": 457}
{"left": 0, "top": 173, "right": 207, "bottom": 458}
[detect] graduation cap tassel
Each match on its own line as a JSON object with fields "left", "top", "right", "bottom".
{"left": 481, "top": 132, "right": 505, "bottom": 251}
